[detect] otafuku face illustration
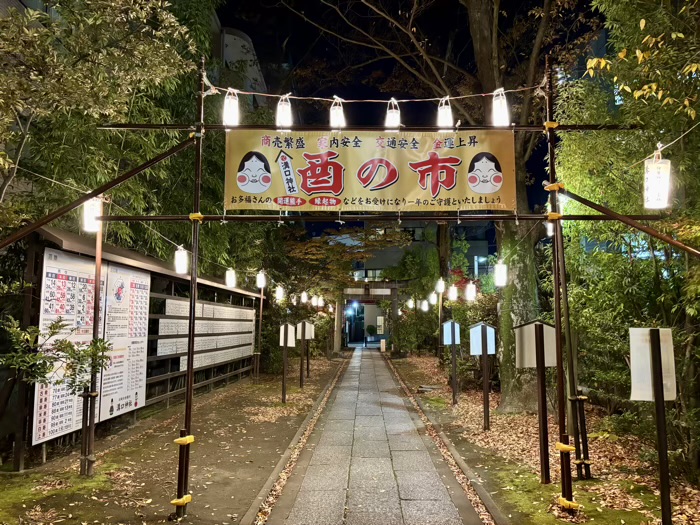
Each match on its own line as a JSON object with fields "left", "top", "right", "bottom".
{"left": 467, "top": 154, "right": 503, "bottom": 194}
{"left": 237, "top": 154, "right": 272, "bottom": 194}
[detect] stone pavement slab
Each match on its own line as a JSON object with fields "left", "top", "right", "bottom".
{"left": 267, "top": 347, "right": 482, "bottom": 525}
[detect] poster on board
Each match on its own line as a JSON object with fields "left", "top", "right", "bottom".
{"left": 98, "top": 264, "right": 150, "bottom": 422}
{"left": 33, "top": 249, "right": 106, "bottom": 445}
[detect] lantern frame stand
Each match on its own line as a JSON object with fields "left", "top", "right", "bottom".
{"left": 0, "top": 55, "right": 696, "bottom": 519}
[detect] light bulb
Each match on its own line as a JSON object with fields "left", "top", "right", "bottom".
{"left": 494, "top": 260, "right": 508, "bottom": 287}
{"left": 82, "top": 197, "right": 102, "bottom": 233}
{"left": 435, "top": 277, "right": 445, "bottom": 294}
{"left": 301, "top": 291, "right": 308, "bottom": 303}
{"left": 420, "top": 300, "right": 429, "bottom": 312}
{"left": 448, "top": 285, "right": 458, "bottom": 301}
{"left": 225, "top": 268, "right": 237, "bottom": 288}
{"left": 276, "top": 94, "right": 293, "bottom": 129}
{"left": 275, "top": 285, "right": 285, "bottom": 302}
{"left": 644, "top": 151, "right": 671, "bottom": 209}
{"left": 406, "top": 298, "right": 415, "bottom": 309}
{"left": 175, "top": 246, "right": 188, "bottom": 275}
{"left": 223, "top": 90, "right": 240, "bottom": 127}
{"left": 466, "top": 282, "right": 477, "bottom": 302}
{"left": 385, "top": 98, "right": 401, "bottom": 131}
{"left": 491, "top": 88, "right": 510, "bottom": 127}
{"left": 437, "top": 97, "right": 453, "bottom": 130}
{"left": 330, "top": 96, "right": 346, "bottom": 129}
{"left": 318, "top": 296, "right": 325, "bottom": 307}
{"left": 429, "top": 292, "right": 438, "bottom": 305}
{"left": 256, "top": 270, "right": 266, "bottom": 289}
{"left": 546, "top": 221, "right": 554, "bottom": 237}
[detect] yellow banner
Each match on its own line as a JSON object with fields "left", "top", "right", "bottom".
{"left": 224, "top": 130, "right": 516, "bottom": 212}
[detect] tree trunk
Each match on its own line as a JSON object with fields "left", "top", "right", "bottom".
{"left": 333, "top": 298, "right": 342, "bottom": 356}
{"left": 436, "top": 223, "right": 451, "bottom": 278}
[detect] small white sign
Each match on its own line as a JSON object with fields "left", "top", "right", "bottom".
{"left": 380, "top": 339, "right": 386, "bottom": 353}
{"left": 442, "top": 321, "right": 461, "bottom": 345}
{"left": 279, "top": 323, "right": 296, "bottom": 347}
{"left": 470, "top": 323, "right": 496, "bottom": 356}
{"left": 630, "top": 328, "right": 676, "bottom": 401}
{"left": 515, "top": 322, "right": 557, "bottom": 368}
{"left": 296, "top": 321, "right": 314, "bottom": 340}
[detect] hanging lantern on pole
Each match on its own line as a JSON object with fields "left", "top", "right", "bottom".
{"left": 437, "top": 97, "right": 453, "bottom": 130}
{"left": 82, "top": 197, "right": 102, "bottom": 233}
{"left": 311, "top": 295, "right": 318, "bottom": 307}
{"left": 256, "top": 270, "right": 267, "bottom": 289}
{"left": 494, "top": 260, "right": 508, "bottom": 287}
{"left": 330, "top": 96, "right": 346, "bottom": 129}
{"left": 429, "top": 292, "right": 438, "bottom": 305}
{"left": 275, "top": 285, "right": 285, "bottom": 303}
{"left": 491, "top": 88, "right": 510, "bottom": 127}
{"left": 318, "top": 296, "right": 325, "bottom": 308}
{"left": 328, "top": 303, "right": 333, "bottom": 313}
{"left": 276, "top": 94, "right": 293, "bottom": 129}
{"left": 420, "top": 300, "right": 429, "bottom": 312}
{"left": 448, "top": 285, "right": 458, "bottom": 301}
{"left": 301, "top": 291, "right": 308, "bottom": 303}
{"left": 385, "top": 98, "right": 401, "bottom": 131}
{"left": 644, "top": 146, "right": 671, "bottom": 209}
{"left": 466, "top": 282, "right": 477, "bottom": 302}
{"left": 435, "top": 277, "right": 446, "bottom": 294}
{"left": 406, "top": 298, "right": 415, "bottom": 309}
{"left": 223, "top": 90, "right": 240, "bottom": 127}
{"left": 225, "top": 268, "right": 237, "bottom": 288}
{"left": 174, "top": 246, "right": 188, "bottom": 275}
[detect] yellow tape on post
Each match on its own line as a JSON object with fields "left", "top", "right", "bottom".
{"left": 543, "top": 182, "right": 565, "bottom": 192}
{"left": 558, "top": 496, "right": 582, "bottom": 510}
{"left": 547, "top": 212, "right": 563, "bottom": 221}
{"left": 174, "top": 435, "right": 195, "bottom": 446}
{"left": 171, "top": 494, "right": 192, "bottom": 506}
{"left": 544, "top": 121, "right": 560, "bottom": 130}
{"left": 189, "top": 212, "right": 204, "bottom": 223}
{"left": 555, "top": 442, "right": 576, "bottom": 453}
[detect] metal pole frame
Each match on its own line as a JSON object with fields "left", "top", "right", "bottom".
{"left": 535, "top": 322, "right": 551, "bottom": 484}
{"left": 282, "top": 324, "right": 288, "bottom": 404}
{"left": 86, "top": 219, "right": 103, "bottom": 477}
{"left": 174, "top": 58, "right": 206, "bottom": 520}
{"left": 545, "top": 55, "right": 575, "bottom": 506}
{"left": 450, "top": 320, "right": 458, "bottom": 406}
{"left": 481, "top": 323, "right": 490, "bottom": 431}
{"left": 299, "top": 322, "right": 305, "bottom": 389}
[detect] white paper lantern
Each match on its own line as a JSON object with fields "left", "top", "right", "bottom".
{"left": 644, "top": 153, "right": 671, "bottom": 210}
{"left": 465, "top": 282, "right": 477, "bottom": 302}
{"left": 82, "top": 197, "right": 102, "bottom": 233}
{"left": 318, "top": 296, "right": 325, "bottom": 308}
{"left": 437, "top": 97, "right": 453, "bottom": 130}
{"left": 435, "top": 277, "right": 446, "bottom": 294}
{"left": 406, "top": 298, "right": 415, "bottom": 309}
{"left": 291, "top": 294, "right": 298, "bottom": 306}
{"left": 311, "top": 295, "right": 318, "bottom": 307}
{"left": 175, "top": 246, "right": 188, "bottom": 275}
{"left": 275, "top": 285, "right": 285, "bottom": 302}
{"left": 494, "top": 260, "right": 508, "bottom": 287}
{"left": 420, "top": 300, "right": 429, "bottom": 312}
{"left": 429, "top": 292, "right": 438, "bottom": 305}
{"left": 223, "top": 90, "right": 240, "bottom": 127}
{"left": 225, "top": 268, "right": 237, "bottom": 288}
{"left": 330, "top": 96, "right": 346, "bottom": 129}
{"left": 385, "top": 98, "right": 401, "bottom": 131}
{"left": 276, "top": 94, "right": 293, "bottom": 129}
{"left": 546, "top": 221, "right": 554, "bottom": 237}
{"left": 491, "top": 88, "right": 510, "bottom": 127}
{"left": 301, "top": 291, "right": 308, "bottom": 303}
{"left": 256, "top": 270, "right": 267, "bottom": 289}
{"left": 328, "top": 304, "right": 333, "bottom": 313}
{"left": 448, "top": 285, "right": 458, "bottom": 301}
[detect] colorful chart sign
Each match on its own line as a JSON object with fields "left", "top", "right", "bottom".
{"left": 225, "top": 130, "right": 516, "bottom": 212}
{"left": 33, "top": 249, "right": 150, "bottom": 445}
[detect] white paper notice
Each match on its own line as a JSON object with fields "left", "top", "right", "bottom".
{"left": 630, "top": 328, "right": 676, "bottom": 401}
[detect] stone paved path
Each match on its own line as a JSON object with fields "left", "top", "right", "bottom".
{"left": 267, "top": 347, "right": 481, "bottom": 525}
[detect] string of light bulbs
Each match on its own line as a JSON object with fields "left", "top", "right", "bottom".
{"left": 217, "top": 79, "right": 525, "bottom": 129}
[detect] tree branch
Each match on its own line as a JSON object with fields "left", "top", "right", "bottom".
{"left": 1, "top": 112, "right": 33, "bottom": 203}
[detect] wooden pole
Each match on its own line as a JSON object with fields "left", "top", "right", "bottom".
{"left": 481, "top": 324, "right": 490, "bottom": 431}
{"left": 450, "top": 321, "right": 457, "bottom": 406}
{"left": 299, "top": 322, "right": 305, "bottom": 388}
{"left": 282, "top": 324, "right": 288, "bottom": 404}
{"left": 535, "top": 323, "right": 551, "bottom": 484}
{"left": 649, "top": 328, "right": 673, "bottom": 524}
